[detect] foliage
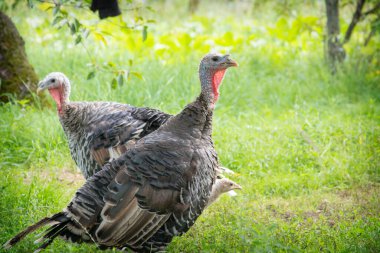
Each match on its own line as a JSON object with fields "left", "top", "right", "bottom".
{"left": 0, "top": 1, "right": 379, "bottom": 252}
{"left": 2, "top": 0, "right": 153, "bottom": 89}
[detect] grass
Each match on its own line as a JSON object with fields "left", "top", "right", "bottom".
{"left": 1, "top": 1, "right": 380, "bottom": 252}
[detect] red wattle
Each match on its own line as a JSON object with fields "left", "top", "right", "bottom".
{"left": 212, "top": 69, "right": 226, "bottom": 102}
{"left": 48, "top": 88, "right": 63, "bottom": 113}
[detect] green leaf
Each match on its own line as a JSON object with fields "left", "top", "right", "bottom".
{"left": 107, "top": 61, "right": 116, "bottom": 68}
{"left": 135, "top": 16, "right": 143, "bottom": 22}
{"left": 69, "top": 18, "right": 81, "bottom": 35}
{"left": 74, "top": 18, "right": 81, "bottom": 31}
{"left": 99, "top": 30, "right": 112, "bottom": 36}
{"left": 93, "top": 32, "right": 108, "bottom": 46}
{"left": 87, "top": 71, "right": 96, "bottom": 80}
{"left": 146, "top": 6, "right": 155, "bottom": 12}
{"left": 60, "top": 8, "right": 68, "bottom": 16}
{"left": 111, "top": 78, "right": 117, "bottom": 89}
{"left": 53, "top": 5, "right": 60, "bottom": 15}
{"left": 70, "top": 23, "right": 76, "bottom": 35}
{"left": 117, "top": 74, "right": 124, "bottom": 87}
{"left": 75, "top": 35, "right": 82, "bottom": 45}
{"left": 17, "top": 99, "right": 30, "bottom": 106}
{"left": 142, "top": 26, "right": 148, "bottom": 42}
{"left": 128, "top": 59, "right": 133, "bottom": 67}
{"left": 52, "top": 16, "right": 63, "bottom": 26}
{"left": 130, "top": 71, "right": 143, "bottom": 80}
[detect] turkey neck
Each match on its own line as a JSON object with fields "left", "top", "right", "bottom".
{"left": 199, "top": 62, "right": 227, "bottom": 107}
{"left": 55, "top": 80, "right": 77, "bottom": 129}
{"left": 190, "top": 64, "right": 223, "bottom": 137}
{"left": 164, "top": 68, "right": 220, "bottom": 139}
{"left": 51, "top": 79, "right": 70, "bottom": 116}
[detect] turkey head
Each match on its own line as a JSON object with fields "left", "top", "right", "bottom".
{"left": 37, "top": 72, "right": 71, "bottom": 115}
{"left": 199, "top": 53, "right": 238, "bottom": 106}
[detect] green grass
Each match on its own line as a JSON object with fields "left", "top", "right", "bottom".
{"left": 1, "top": 1, "right": 380, "bottom": 252}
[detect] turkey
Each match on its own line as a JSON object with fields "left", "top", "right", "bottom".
{"left": 37, "top": 72, "right": 171, "bottom": 178}
{"left": 207, "top": 177, "right": 242, "bottom": 206}
{"left": 5, "top": 53, "right": 238, "bottom": 252}
{"left": 37, "top": 72, "right": 234, "bottom": 180}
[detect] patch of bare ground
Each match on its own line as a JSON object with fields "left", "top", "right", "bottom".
{"left": 262, "top": 183, "right": 379, "bottom": 225}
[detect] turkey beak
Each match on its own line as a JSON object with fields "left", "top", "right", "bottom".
{"left": 223, "top": 55, "right": 238, "bottom": 67}
{"left": 234, "top": 184, "right": 242, "bottom": 190}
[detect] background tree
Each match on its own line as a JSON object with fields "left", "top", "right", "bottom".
{"left": 325, "top": 0, "right": 380, "bottom": 71}
{"left": 0, "top": 10, "right": 42, "bottom": 103}
{"left": 189, "top": 0, "right": 200, "bottom": 13}
{"left": 325, "top": 0, "right": 346, "bottom": 70}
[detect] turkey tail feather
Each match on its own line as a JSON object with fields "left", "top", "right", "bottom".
{"left": 3, "top": 212, "right": 68, "bottom": 250}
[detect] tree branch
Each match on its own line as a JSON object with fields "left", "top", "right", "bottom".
{"left": 363, "top": 2, "right": 380, "bottom": 17}
{"left": 343, "top": 0, "right": 366, "bottom": 44}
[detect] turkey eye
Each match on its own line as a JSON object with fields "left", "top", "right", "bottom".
{"left": 230, "top": 183, "right": 233, "bottom": 186}
{"left": 212, "top": 56, "right": 219, "bottom": 62}
{"left": 51, "top": 78, "right": 56, "bottom": 83}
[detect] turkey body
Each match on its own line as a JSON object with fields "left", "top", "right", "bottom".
{"left": 64, "top": 97, "right": 217, "bottom": 251}
{"left": 60, "top": 101, "right": 171, "bottom": 178}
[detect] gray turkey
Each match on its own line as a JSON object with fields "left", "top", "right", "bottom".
{"left": 5, "top": 53, "right": 238, "bottom": 252}
{"left": 37, "top": 72, "right": 171, "bottom": 179}
{"left": 37, "top": 72, "right": 233, "bottom": 180}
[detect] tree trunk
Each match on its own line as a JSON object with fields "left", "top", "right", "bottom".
{"left": 0, "top": 11, "right": 43, "bottom": 103}
{"left": 324, "top": 0, "right": 346, "bottom": 70}
{"left": 189, "top": 0, "right": 200, "bottom": 13}
{"left": 343, "top": 0, "right": 366, "bottom": 44}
